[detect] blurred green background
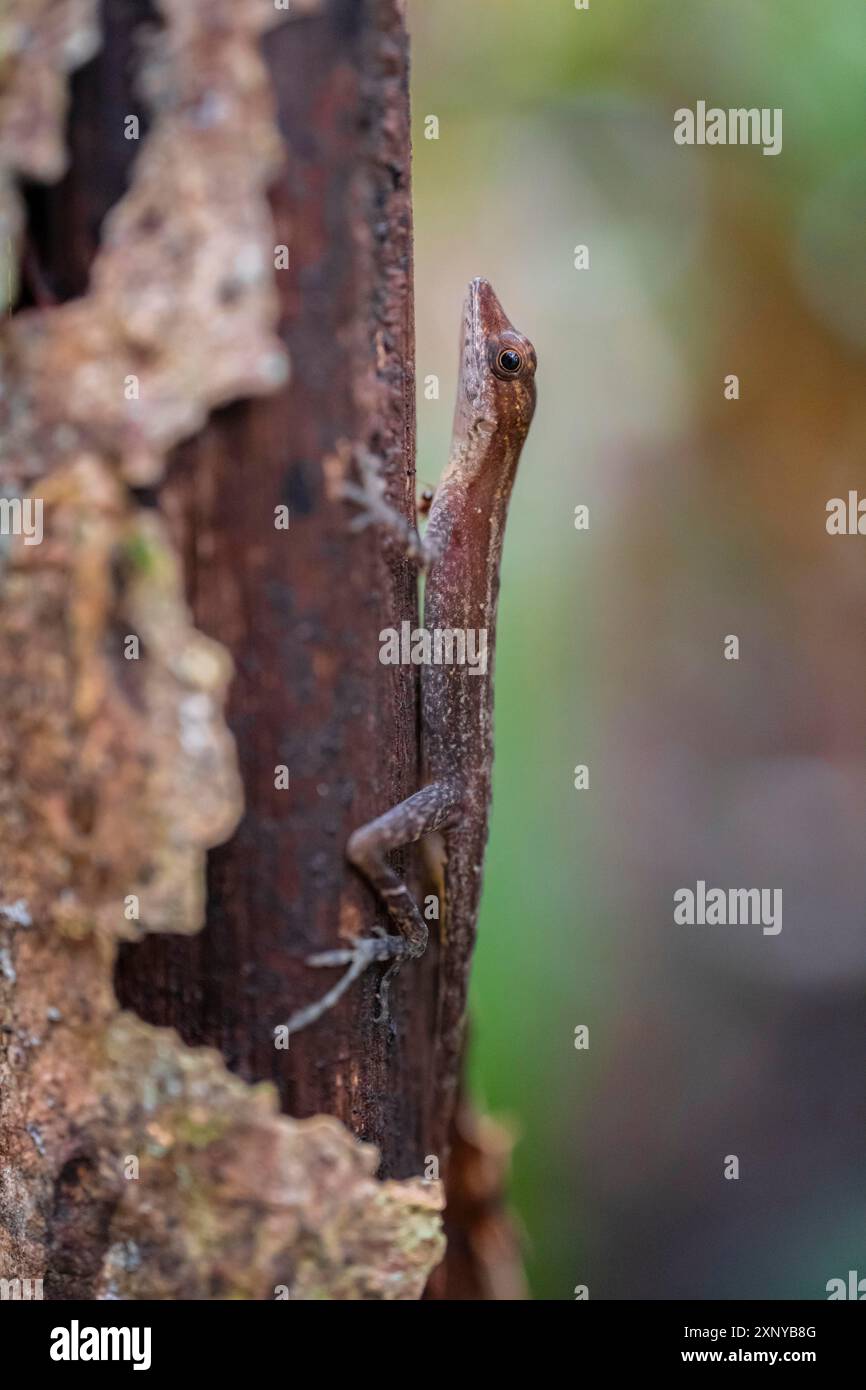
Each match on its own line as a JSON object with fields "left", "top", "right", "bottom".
{"left": 408, "top": 0, "right": 866, "bottom": 1300}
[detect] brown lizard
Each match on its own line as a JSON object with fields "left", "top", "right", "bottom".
{"left": 284, "top": 277, "right": 536, "bottom": 1135}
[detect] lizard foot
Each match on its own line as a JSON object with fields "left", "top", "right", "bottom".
{"left": 284, "top": 933, "right": 411, "bottom": 1035}
{"left": 340, "top": 445, "right": 391, "bottom": 532}
{"left": 336, "top": 440, "right": 426, "bottom": 563}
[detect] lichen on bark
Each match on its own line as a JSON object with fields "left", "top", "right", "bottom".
{"left": 0, "top": 0, "right": 444, "bottom": 1300}
{"left": 2, "top": 0, "right": 291, "bottom": 487}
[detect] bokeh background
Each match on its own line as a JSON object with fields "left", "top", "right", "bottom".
{"left": 407, "top": 0, "right": 866, "bottom": 1299}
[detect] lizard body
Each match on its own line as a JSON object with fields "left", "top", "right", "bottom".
{"left": 285, "top": 278, "right": 536, "bottom": 1145}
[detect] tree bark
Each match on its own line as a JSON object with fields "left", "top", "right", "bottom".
{"left": 112, "top": 0, "right": 434, "bottom": 1179}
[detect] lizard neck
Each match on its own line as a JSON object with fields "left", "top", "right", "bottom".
{"left": 425, "top": 418, "right": 521, "bottom": 579}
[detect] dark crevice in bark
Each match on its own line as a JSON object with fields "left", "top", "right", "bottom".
{"left": 16, "top": 0, "right": 160, "bottom": 311}
{"left": 43, "top": 1152, "right": 117, "bottom": 1301}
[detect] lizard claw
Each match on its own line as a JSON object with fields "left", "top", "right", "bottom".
{"left": 307, "top": 947, "right": 356, "bottom": 967}
{"left": 341, "top": 480, "right": 381, "bottom": 532}
{"left": 283, "top": 934, "right": 409, "bottom": 1036}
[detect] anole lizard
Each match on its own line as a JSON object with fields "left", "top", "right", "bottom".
{"left": 284, "top": 278, "right": 536, "bottom": 1128}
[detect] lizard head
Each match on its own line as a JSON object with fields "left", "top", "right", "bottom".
{"left": 457, "top": 277, "right": 537, "bottom": 445}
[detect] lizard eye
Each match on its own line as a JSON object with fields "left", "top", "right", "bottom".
{"left": 496, "top": 349, "right": 522, "bottom": 374}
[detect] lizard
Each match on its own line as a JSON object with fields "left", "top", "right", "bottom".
{"left": 284, "top": 277, "right": 537, "bottom": 1136}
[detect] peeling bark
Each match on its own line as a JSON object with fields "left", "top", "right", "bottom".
{"left": 2, "top": 0, "right": 290, "bottom": 486}
{"left": 0, "top": 0, "right": 100, "bottom": 303}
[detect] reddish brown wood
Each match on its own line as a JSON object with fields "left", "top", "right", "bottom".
{"left": 110, "top": 0, "right": 442, "bottom": 1178}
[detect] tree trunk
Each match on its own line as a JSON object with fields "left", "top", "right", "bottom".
{"left": 113, "top": 0, "right": 434, "bottom": 1178}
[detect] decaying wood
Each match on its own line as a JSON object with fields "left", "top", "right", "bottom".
{"left": 0, "top": 0, "right": 444, "bottom": 1300}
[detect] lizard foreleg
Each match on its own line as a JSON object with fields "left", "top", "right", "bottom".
{"left": 284, "top": 780, "right": 461, "bottom": 1034}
